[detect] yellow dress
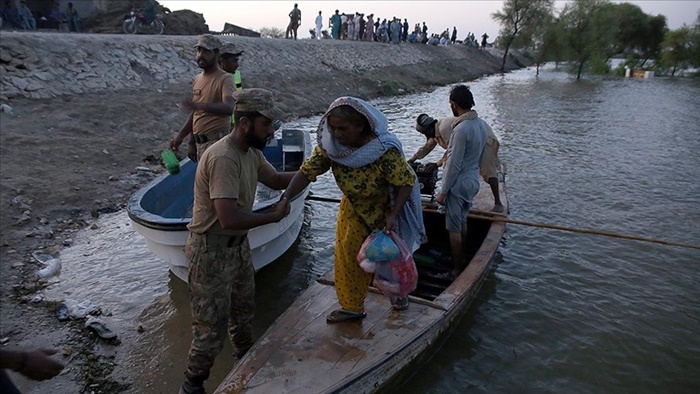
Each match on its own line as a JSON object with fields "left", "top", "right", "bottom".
{"left": 301, "top": 145, "right": 416, "bottom": 311}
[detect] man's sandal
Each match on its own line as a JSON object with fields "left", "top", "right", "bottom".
{"left": 326, "top": 309, "right": 367, "bottom": 324}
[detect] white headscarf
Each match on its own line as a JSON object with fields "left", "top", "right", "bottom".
{"left": 317, "top": 97, "right": 427, "bottom": 251}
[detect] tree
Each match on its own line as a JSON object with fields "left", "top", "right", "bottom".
{"left": 558, "top": 0, "right": 616, "bottom": 79}
{"left": 639, "top": 15, "right": 667, "bottom": 66}
{"left": 690, "top": 10, "right": 700, "bottom": 67}
{"left": 259, "top": 27, "right": 284, "bottom": 39}
{"left": 528, "top": 13, "right": 565, "bottom": 76}
{"left": 492, "top": 0, "right": 555, "bottom": 72}
{"left": 610, "top": 2, "right": 648, "bottom": 56}
{"left": 659, "top": 26, "right": 693, "bottom": 76}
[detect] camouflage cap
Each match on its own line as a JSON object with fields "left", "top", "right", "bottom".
{"left": 220, "top": 43, "right": 244, "bottom": 57}
{"left": 233, "top": 89, "right": 287, "bottom": 121}
{"left": 194, "top": 34, "right": 222, "bottom": 51}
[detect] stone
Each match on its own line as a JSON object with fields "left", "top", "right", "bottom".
{"left": 34, "top": 71, "right": 54, "bottom": 82}
{"left": 10, "top": 76, "right": 28, "bottom": 91}
{"left": 25, "top": 81, "right": 43, "bottom": 92}
{"left": 14, "top": 212, "right": 31, "bottom": 226}
{"left": 0, "top": 49, "right": 11, "bottom": 63}
{"left": 0, "top": 103, "right": 13, "bottom": 115}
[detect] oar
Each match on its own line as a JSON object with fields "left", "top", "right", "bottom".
{"left": 466, "top": 210, "right": 700, "bottom": 250}
{"left": 307, "top": 195, "right": 700, "bottom": 251}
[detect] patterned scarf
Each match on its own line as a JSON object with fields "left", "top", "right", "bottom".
{"left": 317, "top": 97, "right": 427, "bottom": 251}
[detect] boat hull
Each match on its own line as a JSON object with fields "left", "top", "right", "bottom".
{"left": 127, "top": 129, "right": 312, "bottom": 282}
{"left": 130, "top": 187, "right": 309, "bottom": 282}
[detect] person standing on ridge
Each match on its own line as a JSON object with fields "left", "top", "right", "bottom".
{"left": 286, "top": 3, "right": 301, "bottom": 40}
{"left": 402, "top": 18, "right": 409, "bottom": 42}
{"left": 169, "top": 35, "right": 235, "bottom": 163}
{"left": 330, "top": 9, "right": 341, "bottom": 39}
{"left": 315, "top": 10, "right": 323, "bottom": 40}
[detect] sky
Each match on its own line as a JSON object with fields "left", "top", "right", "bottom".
{"left": 159, "top": 1, "right": 700, "bottom": 39}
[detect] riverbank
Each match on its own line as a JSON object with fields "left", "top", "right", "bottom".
{"left": 0, "top": 32, "right": 527, "bottom": 113}
{"left": 0, "top": 32, "right": 529, "bottom": 393}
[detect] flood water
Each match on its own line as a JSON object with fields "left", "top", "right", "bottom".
{"left": 45, "top": 65, "right": 700, "bottom": 393}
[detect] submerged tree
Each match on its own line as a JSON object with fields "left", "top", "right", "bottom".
{"left": 559, "top": 0, "right": 617, "bottom": 79}
{"left": 527, "top": 13, "right": 565, "bottom": 76}
{"left": 492, "top": 0, "right": 555, "bottom": 72}
{"left": 691, "top": 10, "right": 700, "bottom": 67}
{"left": 659, "top": 26, "right": 694, "bottom": 76}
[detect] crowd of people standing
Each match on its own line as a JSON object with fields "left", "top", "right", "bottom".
{"left": 288, "top": 4, "right": 492, "bottom": 48}
{"left": 1, "top": 0, "right": 81, "bottom": 32}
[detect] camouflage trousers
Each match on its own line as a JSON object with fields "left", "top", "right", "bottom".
{"left": 184, "top": 232, "right": 255, "bottom": 379}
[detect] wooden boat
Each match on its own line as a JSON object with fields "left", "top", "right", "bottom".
{"left": 214, "top": 167, "right": 508, "bottom": 393}
{"left": 127, "top": 129, "right": 312, "bottom": 282}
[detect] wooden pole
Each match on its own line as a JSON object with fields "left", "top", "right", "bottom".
{"left": 308, "top": 195, "right": 700, "bottom": 251}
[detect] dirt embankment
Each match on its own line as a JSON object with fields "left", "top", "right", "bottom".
{"left": 0, "top": 32, "right": 529, "bottom": 393}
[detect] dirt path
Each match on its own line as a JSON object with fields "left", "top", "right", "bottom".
{"left": 0, "top": 87, "right": 192, "bottom": 393}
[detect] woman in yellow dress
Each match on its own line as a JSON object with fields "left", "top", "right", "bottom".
{"left": 283, "top": 97, "right": 426, "bottom": 323}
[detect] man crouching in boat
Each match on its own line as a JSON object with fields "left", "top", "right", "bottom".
{"left": 281, "top": 97, "right": 426, "bottom": 323}
{"left": 180, "top": 89, "right": 294, "bottom": 394}
{"left": 436, "top": 85, "right": 488, "bottom": 280}
{"left": 408, "top": 113, "right": 503, "bottom": 213}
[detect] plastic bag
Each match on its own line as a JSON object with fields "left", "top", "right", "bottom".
{"left": 357, "top": 230, "right": 400, "bottom": 273}
{"left": 372, "top": 231, "right": 418, "bottom": 298}
{"left": 37, "top": 258, "right": 61, "bottom": 279}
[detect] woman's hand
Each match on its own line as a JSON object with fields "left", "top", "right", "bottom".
{"left": 384, "top": 213, "right": 397, "bottom": 234}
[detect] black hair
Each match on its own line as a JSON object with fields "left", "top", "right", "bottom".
{"left": 449, "top": 85, "right": 475, "bottom": 110}
{"left": 233, "top": 111, "right": 263, "bottom": 124}
{"left": 326, "top": 105, "right": 372, "bottom": 136}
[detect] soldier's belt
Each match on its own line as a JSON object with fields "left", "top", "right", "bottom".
{"left": 193, "top": 130, "right": 229, "bottom": 144}
{"left": 194, "top": 232, "right": 247, "bottom": 248}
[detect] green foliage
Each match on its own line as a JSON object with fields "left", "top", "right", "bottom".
{"left": 494, "top": 0, "right": 692, "bottom": 78}
{"left": 492, "top": 0, "right": 555, "bottom": 71}
{"left": 659, "top": 26, "right": 694, "bottom": 76}
{"left": 558, "top": 0, "right": 617, "bottom": 79}
{"left": 590, "top": 56, "right": 611, "bottom": 74}
{"left": 692, "top": 11, "right": 700, "bottom": 67}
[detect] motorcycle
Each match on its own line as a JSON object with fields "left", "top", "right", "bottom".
{"left": 122, "top": 8, "right": 164, "bottom": 35}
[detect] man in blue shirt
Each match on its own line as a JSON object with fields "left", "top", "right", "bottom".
{"left": 436, "top": 85, "right": 488, "bottom": 279}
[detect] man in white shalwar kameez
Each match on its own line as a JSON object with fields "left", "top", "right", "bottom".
{"left": 315, "top": 11, "right": 323, "bottom": 40}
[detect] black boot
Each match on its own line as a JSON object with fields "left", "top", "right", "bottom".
{"left": 179, "top": 372, "right": 208, "bottom": 394}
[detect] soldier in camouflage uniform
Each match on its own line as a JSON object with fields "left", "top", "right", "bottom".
{"left": 180, "top": 89, "right": 294, "bottom": 394}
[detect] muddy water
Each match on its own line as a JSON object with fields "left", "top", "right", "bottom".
{"left": 46, "top": 65, "right": 700, "bottom": 393}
